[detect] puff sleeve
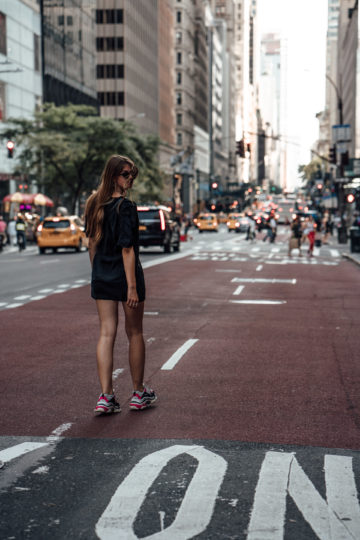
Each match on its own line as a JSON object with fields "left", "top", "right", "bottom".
{"left": 116, "top": 201, "right": 138, "bottom": 249}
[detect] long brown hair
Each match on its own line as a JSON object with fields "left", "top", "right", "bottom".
{"left": 84, "top": 155, "right": 138, "bottom": 246}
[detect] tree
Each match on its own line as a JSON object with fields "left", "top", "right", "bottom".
{"left": 1, "top": 104, "right": 163, "bottom": 213}
{"left": 298, "top": 158, "right": 323, "bottom": 186}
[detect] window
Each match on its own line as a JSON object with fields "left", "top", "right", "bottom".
{"left": 176, "top": 113, "right": 182, "bottom": 126}
{"left": 96, "top": 9, "right": 104, "bottom": 23}
{"left": 106, "top": 64, "right": 115, "bottom": 78}
{"left": 177, "top": 132, "right": 182, "bottom": 146}
{"left": 58, "top": 14, "right": 64, "bottom": 25}
{"left": 176, "top": 11, "right": 182, "bottom": 23}
{"left": 98, "top": 92, "right": 124, "bottom": 106}
{"left": 117, "top": 37, "right": 124, "bottom": 50}
{"left": 177, "top": 52, "right": 182, "bottom": 64}
{"left": 96, "top": 65, "right": 104, "bottom": 78}
{"left": 105, "top": 9, "right": 115, "bottom": 24}
{"left": 98, "top": 92, "right": 105, "bottom": 106}
{"left": 34, "top": 34, "right": 40, "bottom": 72}
{"left": 106, "top": 37, "right": 115, "bottom": 50}
{"left": 96, "top": 37, "right": 104, "bottom": 51}
{"left": 0, "top": 13, "right": 5, "bottom": 56}
{"left": 117, "top": 92, "right": 124, "bottom": 105}
{"left": 176, "top": 92, "right": 182, "bottom": 105}
{"left": 67, "top": 15, "right": 73, "bottom": 26}
{"left": 117, "top": 65, "right": 124, "bottom": 78}
{"left": 177, "top": 72, "right": 182, "bottom": 84}
{"left": 116, "top": 9, "right": 123, "bottom": 23}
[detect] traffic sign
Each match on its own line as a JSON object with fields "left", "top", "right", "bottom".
{"left": 332, "top": 124, "right": 351, "bottom": 143}
{"left": 344, "top": 158, "right": 360, "bottom": 177}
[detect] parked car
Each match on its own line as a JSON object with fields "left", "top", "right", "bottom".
{"left": 37, "top": 215, "right": 85, "bottom": 254}
{"left": 137, "top": 205, "right": 180, "bottom": 253}
{"left": 196, "top": 213, "right": 218, "bottom": 232}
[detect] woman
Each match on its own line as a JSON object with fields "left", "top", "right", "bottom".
{"left": 304, "top": 216, "right": 315, "bottom": 257}
{"left": 85, "top": 155, "right": 157, "bottom": 414}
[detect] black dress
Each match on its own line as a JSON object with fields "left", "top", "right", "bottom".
{"left": 91, "top": 197, "right": 145, "bottom": 302}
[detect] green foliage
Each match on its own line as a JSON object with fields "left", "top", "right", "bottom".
{"left": 298, "top": 158, "right": 322, "bottom": 184}
{"left": 1, "top": 104, "right": 163, "bottom": 213}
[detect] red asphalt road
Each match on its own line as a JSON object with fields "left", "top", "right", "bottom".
{"left": 1, "top": 254, "right": 360, "bottom": 449}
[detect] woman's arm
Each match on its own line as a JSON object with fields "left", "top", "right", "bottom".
{"left": 88, "top": 238, "right": 96, "bottom": 266}
{"left": 122, "top": 246, "right": 138, "bottom": 307}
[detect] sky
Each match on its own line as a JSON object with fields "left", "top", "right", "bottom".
{"left": 257, "top": 0, "right": 328, "bottom": 189}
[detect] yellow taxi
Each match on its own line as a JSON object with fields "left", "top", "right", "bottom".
{"left": 227, "top": 213, "right": 243, "bottom": 233}
{"left": 37, "top": 215, "right": 85, "bottom": 254}
{"left": 196, "top": 213, "right": 218, "bottom": 233}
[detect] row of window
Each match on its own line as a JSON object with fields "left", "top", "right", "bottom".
{"left": 96, "top": 37, "right": 123, "bottom": 51}
{"left": 98, "top": 92, "right": 124, "bottom": 106}
{"left": 96, "top": 9, "right": 123, "bottom": 24}
{"left": 58, "top": 15, "right": 73, "bottom": 26}
{"left": 97, "top": 64, "right": 124, "bottom": 79}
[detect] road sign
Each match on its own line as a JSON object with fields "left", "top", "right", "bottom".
{"left": 332, "top": 124, "right": 351, "bottom": 143}
{"left": 344, "top": 158, "right": 360, "bottom": 177}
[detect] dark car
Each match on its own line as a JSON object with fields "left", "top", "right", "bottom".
{"left": 137, "top": 205, "right": 181, "bottom": 253}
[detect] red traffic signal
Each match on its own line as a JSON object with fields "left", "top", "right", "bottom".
{"left": 211, "top": 182, "right": 218, "bottom": 190}
{"left": 347, "top": 193, "right": 355, "bottom": 204}
{"left": 7, "top": 140, "right": 14, "bottom": 158}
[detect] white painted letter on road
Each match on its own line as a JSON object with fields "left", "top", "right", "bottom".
{"left": 95, "top": 444, "right": 227, "bottom": 540}
{"left": 247, "top": 451, "right": 360, "bottom": 540}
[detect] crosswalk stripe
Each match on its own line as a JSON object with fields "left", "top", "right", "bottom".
{"left": 0, "top": 442, "right": 49, "bottom": 463}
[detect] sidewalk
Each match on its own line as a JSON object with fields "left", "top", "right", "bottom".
{"left": 334, "top": 238, "right": 360, "bottom": 267}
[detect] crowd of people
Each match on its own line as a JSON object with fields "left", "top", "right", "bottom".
{"left": 0, "top": 213, "right": 43, "bottom": 252}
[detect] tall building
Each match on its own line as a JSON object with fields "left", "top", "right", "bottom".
{"left": 234, "top": 0, "right": 259, "bottom": 185}
{"left": 40, "top": 0, "right": 97, "bottom": 107}
{"left": 0, "top": 0, "right": 42, "bottom": 203}
{"left": 324, "top": 0, "right": 340, "bottom": 145}
{"left": 258, "top": 33, "right": 281, "bottom": 187}
{"left": 337, "top": 0, "right": 359, "bottom": 158}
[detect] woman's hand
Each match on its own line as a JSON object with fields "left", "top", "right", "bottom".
{"left": 127, "top": 285, "right": 139, "bottom": 308}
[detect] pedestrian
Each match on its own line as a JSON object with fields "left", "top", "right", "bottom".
{"left": 269, "top": 214, "right": 277, "bottom": 243}
{"left": 288, "top": 215, "right": 303, "bottom": 257}
{"left": 246, "top": 214, "right": 256, "bottom": 241}
{"left": 7, "top": 217, "right": 16, "bottom": 246}
{"left": 15, "top": 213, "right": 26, "bottom": 251}
{"left": 84, "top": 154, "right": 157, "bottom": 415}
{"left": 0, "top": 215, "right": 7, "bottom": 248}
{"left": 304, "top": 216, "right": 315, "bottom": 257}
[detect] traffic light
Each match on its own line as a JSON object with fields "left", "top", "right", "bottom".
{"left": 347, "top": 193, "right": 355, "bottom": 204}
{"left": 7, "top": 140, "right": 14, "bottom": 158}
{"left": 211, "top": 182, "right": 218, "bottom": 190}
{"left": 341, "top": 151, "right": 349, "bottom": 166}
{"left": 328, "top": 145, "right": 336, "bottom": 164}
{"left": 236, "top": 139, "right": 245, "bottom": 157}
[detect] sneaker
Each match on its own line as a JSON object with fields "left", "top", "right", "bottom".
{"left": 94, "top": 393, "right": 121, "bottom": 415}
{"left": 129, "top": 386, "right": 157, "bottom": 411}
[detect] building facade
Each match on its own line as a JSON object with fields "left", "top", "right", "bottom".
{"left": 0, "top": 0, "right": 42, "bottom": 203}
{"left": 41, "top": 0, "right": 97, "bottom": 107}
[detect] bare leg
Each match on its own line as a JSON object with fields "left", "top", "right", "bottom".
{"left": 96, "top": 300, "right": 118, "bottom": 394}
{"left": 122, "top": 301, "right": 145, "bottom": 392}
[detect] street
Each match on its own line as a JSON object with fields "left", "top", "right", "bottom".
{"left": 1, "top": 226, "right": 360, "bottom": 539}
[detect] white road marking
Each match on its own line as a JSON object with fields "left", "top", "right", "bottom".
{"left": 38, "top": 288, "right": 54, "bottom": 293}
{"left": 330, "top": 249, "right": 340, "bottom": 257}
{"left": 32, "top": 465, "right": 49, "bottom": 474}
{"left": 13, "top": 295, "right": 31, "bottom": 300}
{"left": 216, "top": 269, "right": 242, "bottom": 273}
{"left": 46, "top": 422, "right": 73, "bottom": 443}
{"left": 75, "top": 279, "right": 87, "bottom": 283}
{"left": 5, "top": 303, "right": 24, "bottom": 309}
{"left": 251, "top": 247, "right": 260, "bottom": 252}
{"left": 233, "top": 285, "right": 244, "bottom": 296}
{"left": 0, "top": 302, "right": 8, "bottom": 307}
{"left": 95, "top": 445, "right": 227, "bottom": 540}
{"left": 142, "top": 251, "right": 191, "bottom": 269}
{"left": 39, "top": 259, "right": 59, "bottom": 264}
{"left": 161, "top": 338, "right": 198, "bottom": 370}
{"left": 30, "top": 295, "right": 46, "bottom": 301}
{"left": 231, "top": 278, "right": 296, "bottom": 284}
{"left": 57, "top": 284, "right": 71, "bottom": 288}
{"left": 256, "top": 265, "right": 263, "bottom": 271}
{"left": 230, "top": 300, "right": 286, "bottom": 305}
{"left": 247, "top": 451, "right": 360, "bottom": 540}
{"left": 271, "top": 246, "right": 280, "bottom": 252}
{"left": 112, "top": 368, "right": 124, "bottom": 379}
{"left": 0, "top": 442, "right": 49, "bottom": 463}
{"left": 144, "top": 311, "right": 159, "bottom": 315}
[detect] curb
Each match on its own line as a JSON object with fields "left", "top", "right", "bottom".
{"left": 342, "top": 253, "right": 360, "bottom": 267}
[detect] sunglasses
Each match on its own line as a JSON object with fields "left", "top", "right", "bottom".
{"left": 120, "top": 170, "right": 133, "bottom": 179}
